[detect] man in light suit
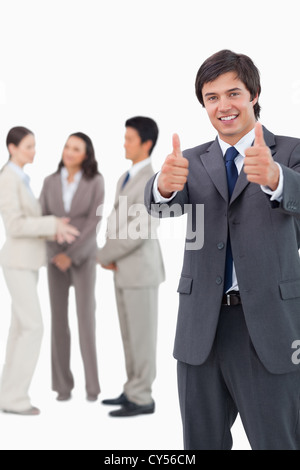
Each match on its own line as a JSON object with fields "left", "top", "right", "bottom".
{"left": 145, "top": 50, "right": 300, "bottom": 450}
{"left": 98, "top": 116, "right": 165, "bottom": 417}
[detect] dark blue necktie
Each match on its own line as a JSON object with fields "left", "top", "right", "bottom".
{"left": 224, "top": 146, "right": 239, "bottom": 293}
{"left": 121, "top": 171, "right": 130, "bottom": 190}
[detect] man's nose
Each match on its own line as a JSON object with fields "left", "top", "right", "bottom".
{"left": 218, "top": 96, "right": 232, "bottom": 112}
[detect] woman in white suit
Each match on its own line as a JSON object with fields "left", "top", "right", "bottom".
{"left": 0, "top": 127, "right": 79, "bottom": 416}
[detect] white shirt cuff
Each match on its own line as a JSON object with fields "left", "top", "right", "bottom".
{"left": 153, "top": 172, "right": 178, "bottom": 203}
{"left": 260, "top": 163, "right": 284, "bottom": 202}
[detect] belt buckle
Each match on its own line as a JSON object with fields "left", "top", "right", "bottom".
{"left": 227, "top": 294, "right": 231, "bottom": 306}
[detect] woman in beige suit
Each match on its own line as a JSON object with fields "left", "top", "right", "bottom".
{"left": 40, "top": 132, "right": 104, "bottom": 402}
{"left": 0, "top": 127, "right": 79, "bottom": 416}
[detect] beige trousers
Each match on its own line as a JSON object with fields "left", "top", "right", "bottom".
{"left": 114, "top": 286, "right": 158, "bottom": 405}
{"left": 0, "top": 268, "right": 43, "bottom": 412}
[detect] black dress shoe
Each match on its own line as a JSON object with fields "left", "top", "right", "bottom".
{"left": 109, "top": 401, "right": 155, "bottom": 417}
{"left": 102, "top": 393, "right": 130, "bottom": 406}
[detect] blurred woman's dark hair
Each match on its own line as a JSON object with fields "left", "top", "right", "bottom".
{"left": 6, "top": 127, "right": 34, "bottom": 158}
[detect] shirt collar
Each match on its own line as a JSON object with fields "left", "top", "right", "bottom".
{"left": 129, "top": 158, "right": 151, "bottom": 179}
{"left": 8, "top": 160, "right": 30, "bottom": 185}
{"left": 61, "top": 166, "right": 83, "bottom": 183}
{"left": 217, "top": 128, "right": 255, "bottom": 158}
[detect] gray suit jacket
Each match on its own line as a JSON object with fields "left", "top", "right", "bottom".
{"left": 40, "top": 172, "right": 105, "bottom": 266}
{"left": 98, "top": 163, "right": 165, "bottom": 289}
{"left": 145, "top": 127, "right": 300, "bottom": 374}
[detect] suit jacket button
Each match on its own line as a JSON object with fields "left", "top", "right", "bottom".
{"left": 217, "top": 242, "right": 225, "bottom": 250}
{"left": 216, "top": 276, "right": 223, "bottom": 285}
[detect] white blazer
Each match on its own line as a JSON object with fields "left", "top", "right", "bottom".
{"left": 0, "top": 164, "right": 57, "bottom": 270}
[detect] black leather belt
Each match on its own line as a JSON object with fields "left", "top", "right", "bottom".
{"left": 222, "top": 291, "right": 242, "bottom": 306}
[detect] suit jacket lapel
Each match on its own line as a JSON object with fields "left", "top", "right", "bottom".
{"left": 19, "top": 181, "right": 40, "bottom": 215}
{"left": 69, "top": 176, "right": 87, "bottom": 216}
{"left": 52, "top": 173, "right": 66, "bottom": 215}
{"left": 116, "top": 164, "right": 154, "bottom": 201}
{"left": 200, "top": 139, "right": 229, "bottom": 203}
{"left": 230, "top": 165, "right": 250, "bottom": 204}
{"left": 113, "top": 172, "right": 127, "bottom": 209}
{"left": 110, "top": 164, "right": 153, "bottom": 228}
{"left": 5, "top": 165, "right": 40, "bottom": 215}
{"left": 200, "top": 127, "right": 277, "bottom": 205}
{"left": 122, "top": 165, "right": 152, "bottom": 194}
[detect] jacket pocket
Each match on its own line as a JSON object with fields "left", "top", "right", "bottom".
{"left": 279, "top": 279, "right": 300, "bottom": 300}
{"left": 177, "top": 276, "right": 193, "bottom": 295}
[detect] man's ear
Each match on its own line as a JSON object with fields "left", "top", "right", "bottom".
{"left": 251, "top": 92, "right": 259, "bottom": 106}
{"left": 143, "top": 140, "right": 153, "bottom": 154}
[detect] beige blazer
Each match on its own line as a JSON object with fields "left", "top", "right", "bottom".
{"left": 40, "top": 172, "right": 105, "bottom": 266}
{"left": 98, "top": 163, "right": 165, "bottom": 288}
{"left": 0, "top": 165, "right": 57, "bottom": 270}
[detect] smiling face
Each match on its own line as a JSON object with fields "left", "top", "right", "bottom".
{"left": 202, "top": 71, "right": 258, "bottom": 145}
{"left": 62, "top": 136, "right": 87, "bottom": 172}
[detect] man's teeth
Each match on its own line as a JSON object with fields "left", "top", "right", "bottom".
{"left": 220, "top": 115, "right": 237, "bottom": 121}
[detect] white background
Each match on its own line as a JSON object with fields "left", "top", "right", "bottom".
{"left": 0, "top": 0, "right": 299, "bottom": 451}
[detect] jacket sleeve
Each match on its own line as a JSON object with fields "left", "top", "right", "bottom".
{"left": 278, "top": 143, "right": 300, "bottom": 218}
{"left": 98, "top": 175, "right": 161, "bottom": 266}
{"left": 97, "top": 202, "right": 158, "bottom": 266}
{"left": 40, "top": 178, "right": 51, "bottom": 216}
{"left": 144, "top": 172, "right": 190, "bottom": 219}
{"left": 0, "top": 172, "right": 57, "bottom": 238}
{"left": 64, "top": 174, "right": 105, "bottom": 266}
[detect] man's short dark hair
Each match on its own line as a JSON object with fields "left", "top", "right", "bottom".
{"left": 195, "top": 50, "right": 261, "bottom": 119}
{"left": 125, "top": 116, "right": 159, "bottom": 156}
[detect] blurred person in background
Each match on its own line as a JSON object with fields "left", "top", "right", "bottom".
{"left": 98, "top": 116, "right": 165, "bottom": 417}
{"left": 0, "top": 126, "right": 79, "bottom": 416}
{"left": 40, "top": 132, "right": 104, "bottom": 403}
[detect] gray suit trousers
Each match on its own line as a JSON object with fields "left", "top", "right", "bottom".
{"left": 47, "top": 259, "right": 100, "bottom": 397}
{"left": 178, "top": 305, "right": 300, "bottom": 450}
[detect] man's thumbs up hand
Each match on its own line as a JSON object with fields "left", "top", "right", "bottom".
{"left": 172, "top": 133, "right": 183, "bottom": 159}
{"left": 158, "top": 134, "right": 189, "bottom": 198}
{"left": 244, "top": 122, "right": 279, "bottom": 190}
{"left": 253, "top": 120, "right": 267, "bottom": 147}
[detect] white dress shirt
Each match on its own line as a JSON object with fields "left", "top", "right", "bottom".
{"left": 152, "top": 128, "right": 284, "bottom": 292}
{"left": 61, "top": 167, "right": 83, "bottom": 213}
{"left": 128, "top": 157, "right": 151, "bottom": 180}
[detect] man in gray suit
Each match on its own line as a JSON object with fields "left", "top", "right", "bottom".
{"left": 98, "top": 116, "right": 165, "bottom": 417}
{"left": 145, "top": 50, "right": 300, "bottom": 449}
